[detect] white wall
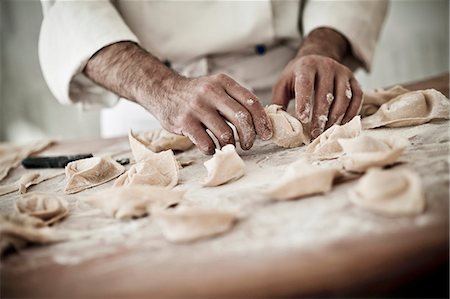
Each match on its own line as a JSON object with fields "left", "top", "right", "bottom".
{"left": 0, "top": 0, "right": 448, "bottom": 142}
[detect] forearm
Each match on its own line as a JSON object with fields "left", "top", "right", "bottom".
{"left": 297, "top": 27, "right": 350, "bottom": 63}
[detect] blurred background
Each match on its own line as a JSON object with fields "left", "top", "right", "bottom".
{"left": 0, "top": 0, "right": 448, "bottom": 143}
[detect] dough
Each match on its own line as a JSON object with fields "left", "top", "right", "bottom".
{"left": 305, "top": 116, "right": 361, "bottom": 160}
{"left": 0, "top": 171, "right": 64, "bottom": 196}
{"left": 362, "top": 89, "right": 450, "bottom": 129}
{"left": 338, "top": 135, "right": 409, "bottom": 172}
{"left": 202, "top": 144, "right": 245, "bottom": 187}
{"left": 267, "top": 159, "right": 339, "bottom": 200}
{"left": 265, "top": 104, "right": 308, "bottom": 148}
{"left": 16, "top": 192, "right": 69, "bottom": 225}
{"left": 349, "top": 168, "right": 425, "bottom": 216}
{"left": 0, "top": 139, "right": 53, "bottom": 182}
{"left": 153, "top": 207, "right": 237, "bottom": 243}
{"left": 83, "top": 185, "right": 184, "bottom": 220}
{"left": 64, "top": 156, "right": 125, "bottom": 194}
{"left": 361, "top": 85, "right": 410, "bottom": 117}
{"left": 134, "top": 128, "right": 194, "bottom": 153}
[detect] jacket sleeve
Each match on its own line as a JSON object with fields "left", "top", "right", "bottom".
{"left": 38, "top": 0, "right": 139, "bottom": 109}
{"left": 302, "top": 0, "right": 388, "bottom": 71}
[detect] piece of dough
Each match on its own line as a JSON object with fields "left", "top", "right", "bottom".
{"left": 305, "top": 116, "right": 361, "bottom": 160}
{"left": 64, "top": 156, "right": 125, "bottom": 194}
{"left": 265, "top": 104, "right": 308, "bottom": 148}
{"left": 361, "top": 85, "right": 410, "bottom": 117}
{"left": 16, "top": 192, "right": 69, "bottom": 225}
{"left": 154, "top": 207, "right": 237, "bottom": 243}
{"left": 83, "top": 185, "right": 184, "bottom": 220}
{"left": 0, "top": 139, "right": 53, "bottom": 182}
{"left": 338, "top": 135, "right": 409, "bottom": 173}
{"left": 349, "top": 168, "right": 425, "bottom": 216}
{"left": 362, "top": 89, "right": 450, "bottom": 129}
{"left": 266, "top": 159, "right": 339, "bottom": 200}
{"left": 202, "top": 144, "right": 245, "bottom": 187}
{"left": 134, "top": 128, "right": 194, "bottom": 153}
{"left": 0, "top": 171, "right": 64, "bottom": 196}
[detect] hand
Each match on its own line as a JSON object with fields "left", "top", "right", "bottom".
{"left": 146, "top": 73, "right": 273, "bottom": 155}
{"left": 272, "top": 54, "right": 363, "bottom": 139}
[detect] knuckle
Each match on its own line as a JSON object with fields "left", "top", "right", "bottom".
{"left": 197, "top": 81, "right": 215, "bottom": 94}
{"left": 215, "top": 73, "right": 231, "bottom": 83}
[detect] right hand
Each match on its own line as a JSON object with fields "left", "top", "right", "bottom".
{"left": 144, "top": 73, "right": 273, "bottom": 155}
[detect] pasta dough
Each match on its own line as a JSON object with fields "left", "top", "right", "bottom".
{"left": 16, "top": 192, "right": 69, "bottom": 225}
{"left": 265, "top": 105, "right": 308, "bottom": 148}
{"left": 349, "top": 168, "right": 425, "bottom": 216}
{"left": 361, "top": 85, "right": 410, "bottom": 117}
{"left": 338, "top": 135, "right": 409, "bottom": 173}
{"left": 0, "top": 139, "right": 53, "bottom": 182}
{"left": 267, "top": 159, "right": 339, "bottom": 200}
{"left": 64, "top": 156, "right": 125, "bottom": 194}
{"left": 362, "top": 89, "right": 450, "bottom": 129}
{"left": 202, "top": 144, "right": 245, "bottom": 187}
{"left": 83, "top": 185, "right": 184, "bottom": 220}
{"left": 134, "top": 128, "right": 194, "bottom": 153}
{"left": 154, "top": 207, "right": 237, "bottom": 243}
{"left": 305, "top": 116, "right": 361, "bottom": 160}
{"left": 0, "top": 171, "right": 64, "bottom": 196}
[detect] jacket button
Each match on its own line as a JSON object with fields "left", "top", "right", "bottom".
{"left": 255, "top": 44, "right": 266, "bottom": 55}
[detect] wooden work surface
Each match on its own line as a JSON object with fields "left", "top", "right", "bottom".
{"left": 1, "top": 73, "right": 449, "bottom": 298}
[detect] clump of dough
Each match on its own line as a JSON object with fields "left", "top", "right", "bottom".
{"left": 267, "top": 159, "right": 339, "bottom": 200}
{"left": 154, "top": 207, "right": 237, "bottom": 243}
{"left": 64, "top": 156, "right": 125, "bottom": 194}
{"left": 361, "top": 85, "right": 410, "bottom": 117}
{"left": 16, "top": 192, "right": 69, "bottom": 225}
{"left": 133, "top": 128, "right": 194, "bottom": 153}
{"left": 202, "top": 144, "right": 245, "bottom": 187}
{"left": 265, "top": 105, "right": 308, "bottom": 148}
{"left": 349, "top": 168, "right": 425, "bottom": 216}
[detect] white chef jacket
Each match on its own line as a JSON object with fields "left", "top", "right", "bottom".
{"left": 39, "top": 0, "right": 388, "bottom": 137}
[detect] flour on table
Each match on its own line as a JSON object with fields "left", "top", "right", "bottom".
{"left": 64, "top": 156, "right": 125, "bottom": 194}
{"left": 16, "top": 192, "right": 69, "bottom": 225}
{"left": 202, "top": 144, "right": 245, "bottom": 187}
{"left": 348, "top": 168, "right": 425, "bottom": 216}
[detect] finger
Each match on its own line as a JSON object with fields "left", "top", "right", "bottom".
{"left": 181, "top": 120, "right": 215, "bottom": 155}
{"left": 215, "top": 95, "right": 257, "bottom": 151}
{"left": 325, "top": 77, "right": 352, "bottom": 129}
{"left": 310, "top": 71, "right": 334, "bottom": 139}
{"left": 342, "top": 78, "right": 363, "bottom": 124}
{"left": 221, "top": 75, "right": 273, "bottom": 140}
{"left": 200, "top": 109, "right": 235, "bottom": 148}
{"left": 294, "top": 71, "right": 315, "bottom": 125}
{"left": 272, "top": 77, "right": 293, "bottom": 110}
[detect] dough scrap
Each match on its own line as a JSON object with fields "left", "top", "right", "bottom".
{"left": 202, "top": 144, "right": 245, "bottom": 187}
{"left": 362, "top": 89, "right": 450, "bottom": 129}
{"left": 83, "top": 185, "right": 184, "bottom": 220}
{"left": 16, "top": 192, "right": 69, "bottom": 225}
{"left": 265, "top": 104, "right": 308, "bottom": 148}
{"left": 338, "top": 135, "right": 409, "bottom": 172}
{"left": 64, "top": 156, "right": 125, "bottom": 194}
{"left": 349, "top": 168, "right": 425, "bottom": 216}
{"left": 361, "top": 85, "right": 410, "bottom": 117}
{"left": 267, "top": 159, "right": 339, "bottom": 200}
{"left": 0, "top": 171, "right": 64, "bottom": 196}
{"left": 305, "top": 116, "right": 361, "bottom": 160}
{"left": 154, "top": 207, "right": 237, "bottom": 243}
{"left": 134, "top": 128, "right": 194, "bottom": 153}
{"left": 0, "top": 139, "right": 53, "bottom": 182}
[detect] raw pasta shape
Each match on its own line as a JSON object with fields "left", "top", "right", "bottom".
{"left": 0, "top": 171, "right": 64, "bottom": 196}
{"left": 154, "top": 207, "right": 237, "bottom": 243}
{"left": 265, "top": 104, "right": 308, "bottom": 148}
{"left": 361, "top": 85, "right": 410, "bottom": 117}
{"left": 362, "top": 89, "right": 450, "bottom": 129}
{"left": 83, "top": 185, "right": 184, "bottom": 220}
{"left": 134, "top": 128, "right": 194, "bottom": 153}
{"left": 338, "top": 135, "right": 409, "bottom": 172}
{"left": 16, "top": 192, "right": 69, "bottom": 225}
{"left": 267, "top": 159, "right": 339, "bottom": 200}
{"left": 349, "top": 168, "right": 425, "bottom": 216}
{"left": 305, "top": 116, "right": 361, "bottom": 160}
{"left": 64, "top": 156, "right": 125, "bottom": 194}
{"left": 202, "top": 144, "right": 245, "bottom": 187}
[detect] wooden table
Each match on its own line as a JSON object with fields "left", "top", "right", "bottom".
{"left": 1, "top": 73, "right": 449, "bottom": 298}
